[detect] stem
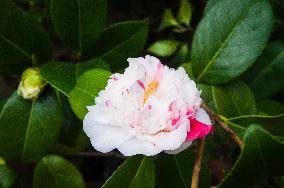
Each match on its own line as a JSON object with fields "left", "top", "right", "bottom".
{"left": 201, "top": 104, "right": 244, "bottom": 148}
{"left": 191, "top": 137, "right": 206, "bottom": 188}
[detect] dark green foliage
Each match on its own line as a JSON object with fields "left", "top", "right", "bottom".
{"left": 33, "top": 155, "right": 84, "bottom": 188}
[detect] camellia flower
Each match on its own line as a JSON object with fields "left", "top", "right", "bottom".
{"left": 83, "top": 55, "right": 213, "bottom": 156}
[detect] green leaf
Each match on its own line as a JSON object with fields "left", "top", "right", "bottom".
{"left": 181, "top": 62, "right": 194, "bottom": 79}
{"left": 102, "top": 156, "right": 155, "bottom": 188}
{"left": 0, "top": 91, "right": 62, "bottom": 163}
{"left": 156, "top": 149, "right": 210, "bottom": 188}
{"left": 204, "top": 0, "right": 219, "bottom": 14}
{"left": 191, "top": 0, "right": 273, "bottom": 84}
{"left": 257, "top": 99, "right": 284, "bottom": 115}
{"left": 0, "top": 166, "right": 16, "bottom": 188}
{"left": 177, "top": 0, "right": 192, "bottom": 26}
{"left": 227, "top": 114, "right": 284, "bottom": 137}
{"left": 69, "top": 69, "right": 111, "bottom": 119}
{"left": 51, "top": 0, "right": 107, "bottom": 52}
{"left": 84, "top": 19, "right": 149, "bottom": 70}
{"left": 212, "top": 81, "right": 257, "bottom": 118}
{"left": 219, "top": 125, "right": 284, "bottom": 187}
{"left": 157, "top": 9, "right": 179, "bottom": 32}
{"left": 0, "top": 0, "right": 52, "bottom": 72}
{"left": 147, "top": 40, "right": 180, "bottom": 57}
{"left": 244, "top": 42, "right": 284, "bottom": 99}
{"left": 33, "top": 155, "right": 84, "bottom": 188}
{"left": 40, "top": 58, "right": 110, "bottom": 96}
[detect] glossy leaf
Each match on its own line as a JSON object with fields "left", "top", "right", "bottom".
{"left": 0, "top": 0, "right": 52, "bottom": 72}
{"left": 40, "top": 58, "right": 110, "bottom": 96}
{"left": 102, "top": 156, "right": 155, "bottom": 188}
{"left": 244, "top": 42, "right": 284, "bottom": 99}
{"left": 157, "top": 9, "right": 179, "bottom": 32}
{"left": 219, "top": 125, "right": 284, "bottom": 187}
{"left": 177, "top": 0, "right": 192, "bottom": 26}
{"left": 69, "top": 69, "right": 111, "bottom": 119}
{"left": 191, "top": 0, "right": 273, "bottom": 84}
{"left": 84, "top": 19, "right": 149, "bottom": 70}
{"left": 212, "top": 81, "right": 257, "bottom": 118}
{"left": 51, "top": 0, "right": 107, "bottom": 52}
{"left": 0, "top": 91, "right": 62, "bottom": 163}
{"left": 33, "top": 155, "right": 84, "bottom": 188}
{"left": 156, "top": 149, "right": 210, "bottom": 188}
{"left": 0, "top": 166, "right": 16, "bottom": 188}
{"left": 147, "top": 40, "right": 180, "bottom": 57}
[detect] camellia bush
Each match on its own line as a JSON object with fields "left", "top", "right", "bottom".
{"left": 0, "top": 0, "right": 284, "bottom": 187}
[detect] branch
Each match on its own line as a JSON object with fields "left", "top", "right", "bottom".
{"left": 191, "top": 137, "right": 206, "bottom": 188}
{"left": 202, "top": 103, "right": 244, "bottom": 148}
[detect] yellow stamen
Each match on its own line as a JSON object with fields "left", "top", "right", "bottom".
{"left": 143, "top": 81, "right": 159, "bottom": 104}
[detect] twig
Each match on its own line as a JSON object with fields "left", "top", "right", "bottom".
{"left": 69, "top": 151, "right": 126, "bottom": 159}
{"left": 191, "top": 137, "right": 206, "bottom": 188}
{"left": 201, "top": 103, "right": 244, "bottom": 148}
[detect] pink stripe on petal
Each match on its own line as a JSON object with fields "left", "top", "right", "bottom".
{"left": 137, "top": 80, "right": 145, "bottom": 90}
{"left": 186, "top": 118, "right": 213, "bottom": 141}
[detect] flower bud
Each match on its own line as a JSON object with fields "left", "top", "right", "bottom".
{"left": 17, "top": 67, "right": 47, "bottom": 100}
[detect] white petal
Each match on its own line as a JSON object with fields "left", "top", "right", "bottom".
{"left": 195, "top": 108, "right": 212, "bottom": 125}
{"left": 117, "top": 138, "right": 160, "bottom": 156}
{"left": 165, "top": 141, "right": 192, "bottom": 155}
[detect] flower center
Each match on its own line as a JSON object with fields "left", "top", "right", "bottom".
{"left": 143, "top": 80, "right": 159, "bottom": 104}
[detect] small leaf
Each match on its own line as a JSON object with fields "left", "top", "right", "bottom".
{"left": 84, "top": 19, "right": 149, "bottom": 71}
{"left": 69, "top": 69, "right": 111, "bottom": 119}
{"left": 102, "top": 156, "right": 155, "bottom": 188}
{"left": 40, "top": 58, "right": 110, "bottom": 96}
{"left": 191, "top": 0, "right": 273, "bottom": 84}
{"left": 51, "top": 0, "right": 107, "bottom": 52}
{"left": 33, "top": 155, "right": 84, "bottom": 188}
{"left": 156, "top": 149, "right": 210, "bottom": 188}
{"left": 0, "top": 166, "right": 16, "bottom": 188}
{"left": 212, "top": 81, "right": 257, "bottom": 118}
{"left": 0, "top": 91, "right": 62, "bottom": 163}
{"left": 147, "top": 40, "right": 180, "bottom": 57}
{"left": 177, "top": 0, "right": 192, "bottom": 26}
{"left": 157, "top": 9, "right": 179, "bottom": 32}
{"left": 244, "top": 42, "right": 284, "bottom": 99}
{"left": 219, "top": 125, "right": 284, "bottom": 188}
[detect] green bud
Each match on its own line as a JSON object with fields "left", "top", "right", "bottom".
{"left": 17, "top": 67, "right": 47, "bottom": 100}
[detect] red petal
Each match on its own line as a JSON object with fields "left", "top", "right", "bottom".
{"left": 186, "top": 118, "right": 213, "bottom": 141}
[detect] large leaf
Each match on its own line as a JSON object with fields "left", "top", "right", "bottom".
{"left": 84, "top": 19, "right": 149, "bottom": 70}
{"left": 257, "top": 99, "right": 284, "bottom": 115}
{"left": 40, "top": 58, "right": 110, "bottom": 96}
{"left": 227, "top": 114, "right": 284, "bottom": 137}
{"left": 156, "top": 149, "right": 210, "bottom": 188}
{"left": 0, "top": 91, "right": 62, "bottom": 163}
{"left": 102, "top": 156, "right": 155, "bottom": 188}
{"left": 191, "top": 0, "right": 273, "bottom": 84}
{"left": 51, "top": 0, "right": 107, "bottom": 52}
{"left": 212, "top": 81, "right": 257, "bottom": 118}
{"left": 244, "top": 42, "right": 284, "bottom": 99}
{"left": 0, "top": 0, "right": 52, "bottom": 71}
{"left": 0, "top": 166, "right": 16, "bottom": 188}
{"left": 219, "top": 125, "right": 284, "bottom": 187}
{"left": 69, "top": 69, "right": 111, "bottom": 119}
{"left": 33, "top": 155, "right": 84, "bottom": 188}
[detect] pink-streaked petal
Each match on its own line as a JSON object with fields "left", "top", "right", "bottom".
{"left": 186, "top": 118, "right": 213, "bottom": 141}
